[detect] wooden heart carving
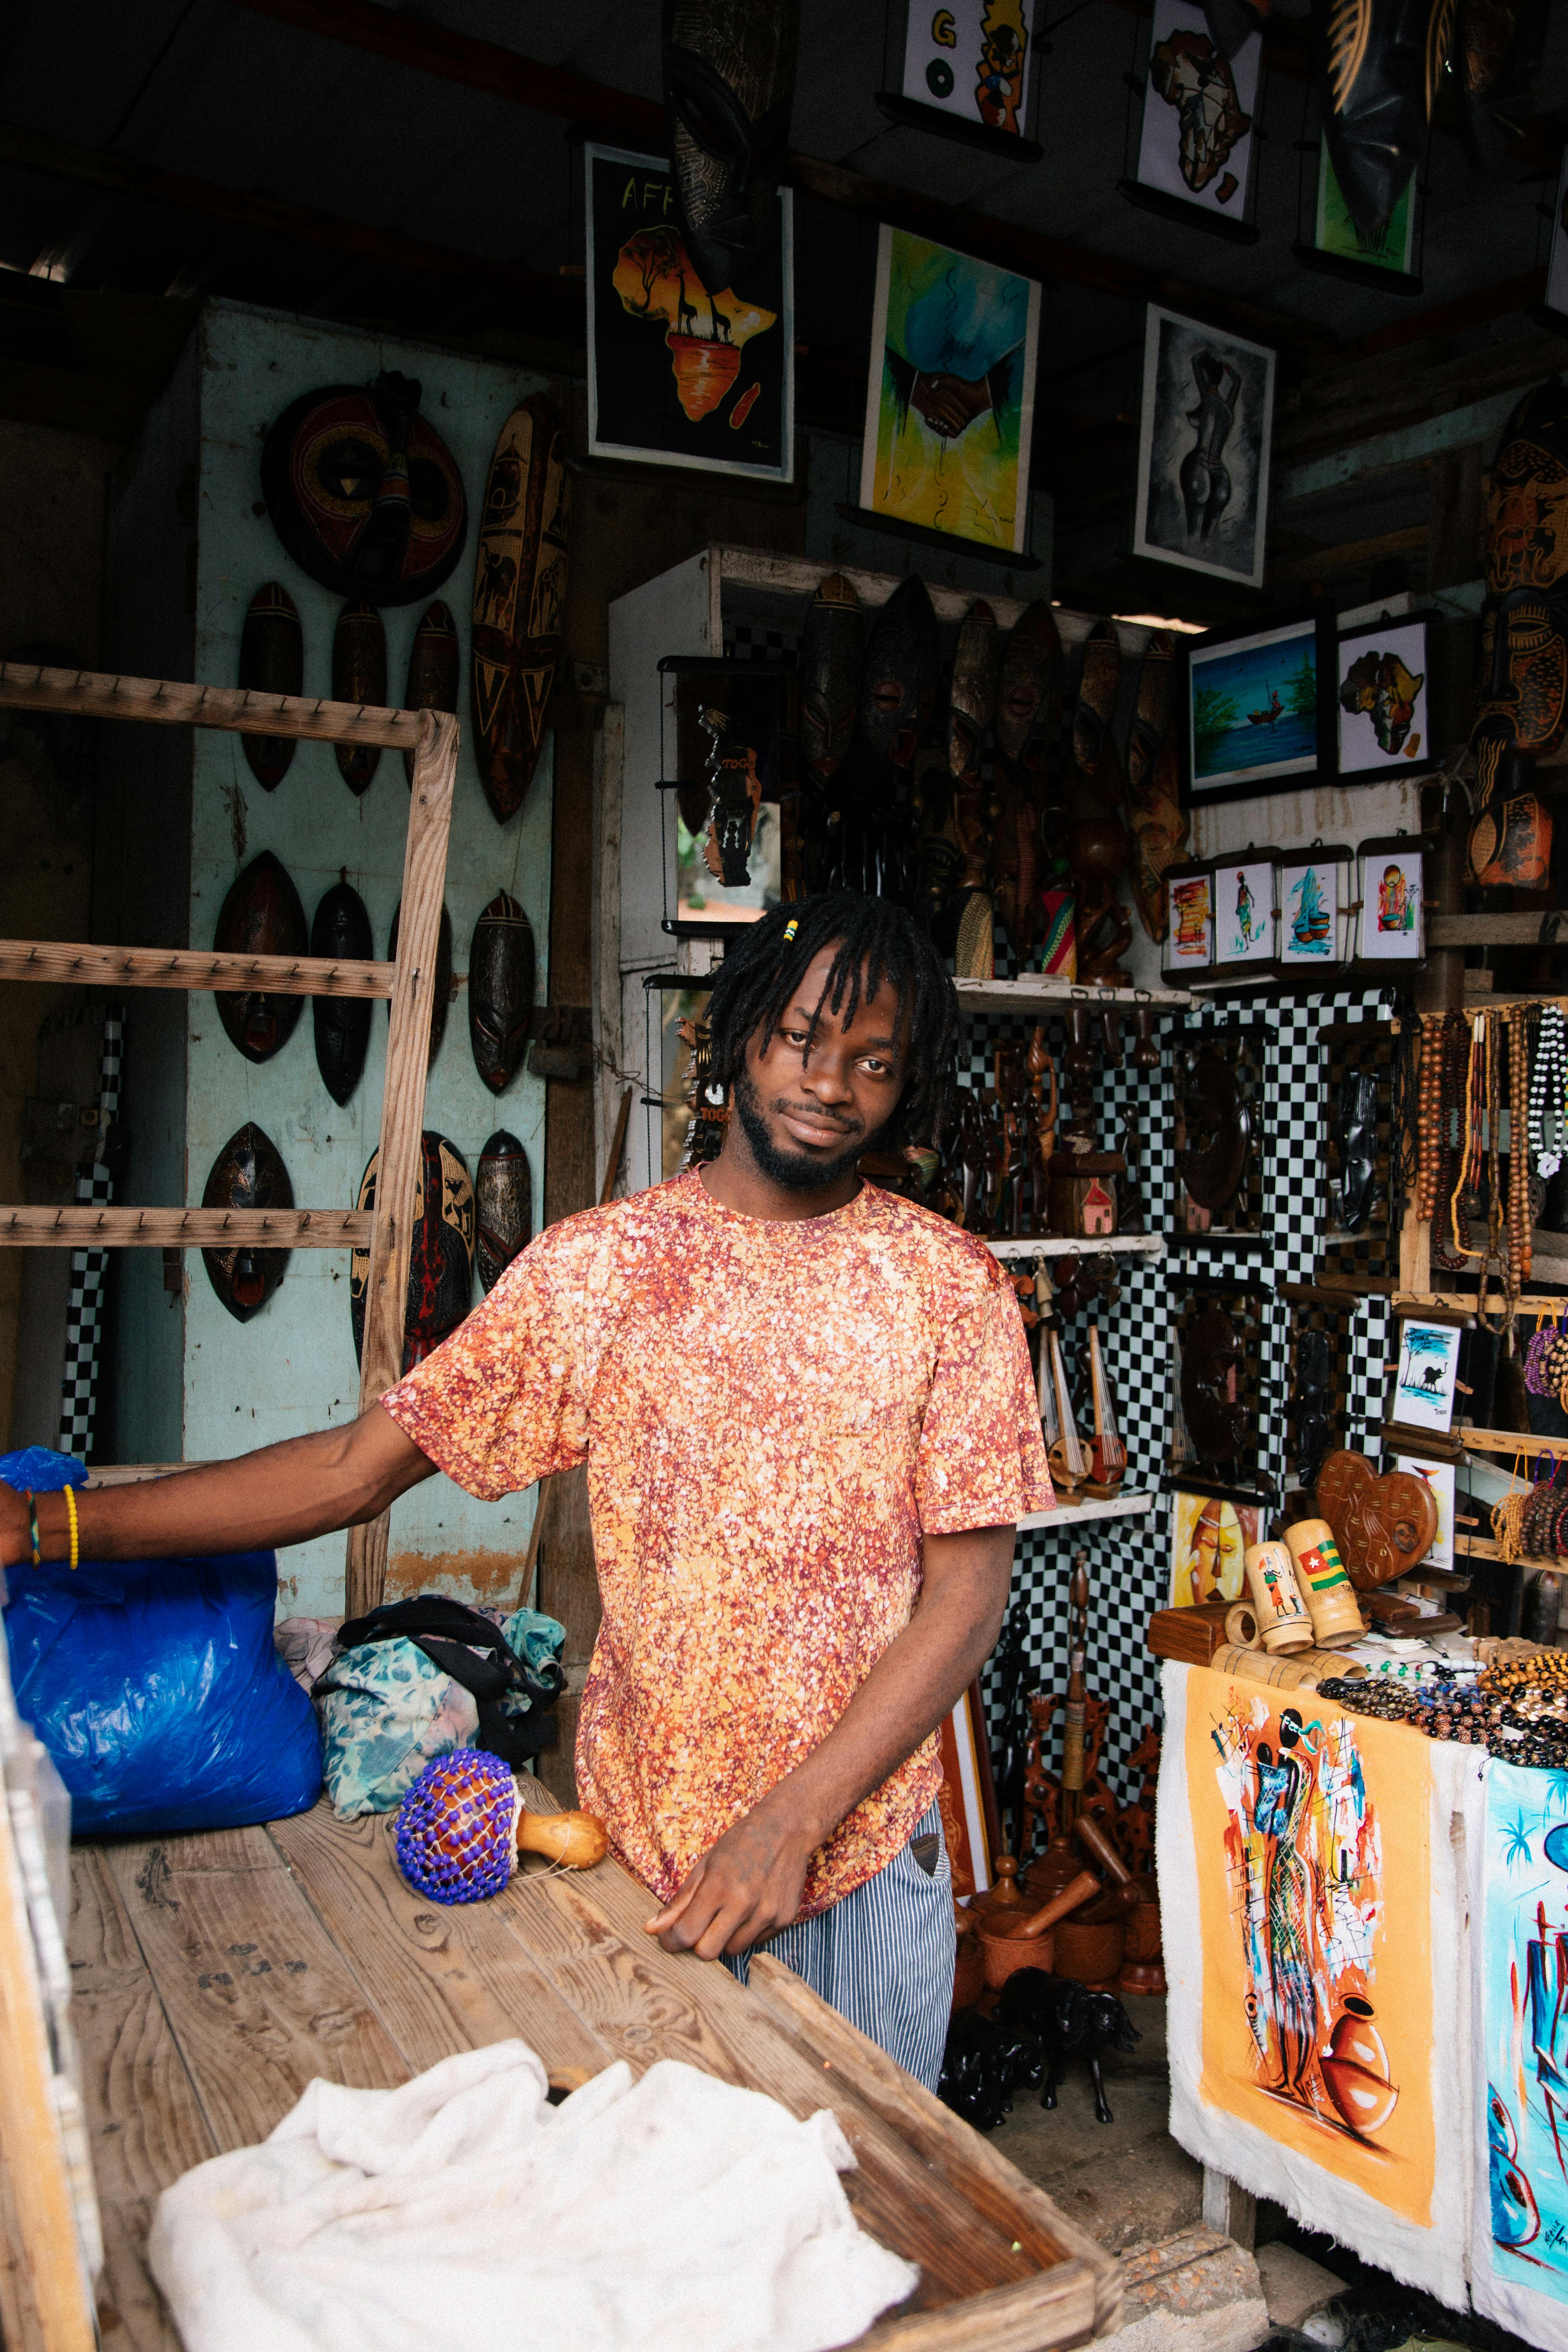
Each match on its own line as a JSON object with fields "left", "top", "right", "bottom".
{"left": 1316, "top": 1450, "right": 1439, "bottom": 1590}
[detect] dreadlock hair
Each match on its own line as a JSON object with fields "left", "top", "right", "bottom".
{"left": 705, "top": 892, "right": 960, "bottom": 1147}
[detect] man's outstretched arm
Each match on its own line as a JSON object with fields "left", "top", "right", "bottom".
{"left": 0, "top": 1404, "right": 438, "bottom": 1568}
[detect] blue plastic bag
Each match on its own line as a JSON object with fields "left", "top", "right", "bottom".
{"left": 2, "top": 1455, "right": 322, "bottom": 1836}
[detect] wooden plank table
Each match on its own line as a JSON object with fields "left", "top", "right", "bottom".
{"left": 70, "top": 1780, "right": 1121, "bottom": 2352}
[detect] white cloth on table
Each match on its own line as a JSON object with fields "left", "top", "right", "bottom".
{"left": 148, "top": 2039, "right": 918, "bottom": 2352}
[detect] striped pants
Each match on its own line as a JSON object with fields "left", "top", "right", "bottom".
{"left": 723, "top": 1803, "right": 955, "bottom": 2091}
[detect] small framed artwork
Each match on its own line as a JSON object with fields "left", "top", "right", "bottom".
{"left": 1211, "top": 850, "right": 1278, "bottom": 978}
{"left": 1170, "top": 1489, "right": 1259, "bottom": 1608}
{"left": 1133, "top": 303, "right": 1276, "bottom": 589}
{"left": 1185, "top": 612, "right": 1334, "bottom": 804}
{"left": 1337, "top": 613, "right": 1433, "bottom": 780}
{"left": 882, "top": 0, "right": 1042, "bottom": 159}
{"left": 1354, "top": 832, "right": 1424, "bottom": 969}
{"left": 1390, "top": 1319, "right": 1462, "bottom": 1435}
{"left": 1122, "top": 0, "right": 1262, "bottom": 244}
{"left": 585, "top": 143, "right": 794, "bottom": 483}
{"left": 1163, "top": 860, "right": 1213, "bottom": 977}
{"left": 1393, "top": 1454, "right": 1454, "bottom": 1573}
{"left": 856, "top": 225, "right": 1041, "bottom": 558}
{"left": 1296, "top": 134, "right": 1420, "bottom": 296}
{"left": 1279, "top": 840, "right": 1353, "bottom": 975}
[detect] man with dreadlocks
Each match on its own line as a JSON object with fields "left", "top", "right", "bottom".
{"left": 4, "top": 892, "right": 1050, "bottom": 2085}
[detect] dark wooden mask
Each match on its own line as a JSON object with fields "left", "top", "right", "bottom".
{"left": 310, "top": 877, "right": 373, "bottom": 1108}
{"left": 1485, "top": 382, "right": 1568, "bottom": 595}
{"left": 1177, "top": 1045, "right": 1251, "bottom": 1214}
{"left": 332, "top": 602, "right": 387, "bottom": 794}
{"left": 202, "top": 1122, "right": 293, "bottom": 1322}
{"left": 471, "top": 398, "right": 570, "bottom": 826}
{"left": 858, "top": 574, "right": 939, "bottom": 774}
{"left": 946, "top": 601, "right": 999, "bottom": 788}
{"left": 1320, "top": 0, "right": 1450, "bottom": 241}
{"left": 800, "top": 572, "right": 864, "bottom": 783}
{"left": 468, "top": 891, "right": 535, "bottom": 1095}
{"left": 662, "top": 0, "right": 799, "bottom": 295}
{"left": 402, "top": 601, "right": 460, "bottom": 786}
{"left": 214, "top": 852, "right": 308, "bottom": 1064}
{"left": 238, "top": 583, "right": 303, "bottom": 790}
{"left": 260, "top": 370, "right": 467, "bottom": 604}
{"left": 476, "top": 1130, "right": 532, "bottom": 1292}
{"left": 351, "top": 1131, "right": 474, "bottom": 1373}
{"left": 387, "top": 899, "right": 452, "bottom": 1072}
{"left": 992, "top": 600, "right": 1059, "bottom": 782}
{"left": 1471, "top": 588, "right": 1568, "bottom": 817}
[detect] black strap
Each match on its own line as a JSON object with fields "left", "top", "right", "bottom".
{"left": 337, "top": 1594, "right": 561, "bottom": 1763}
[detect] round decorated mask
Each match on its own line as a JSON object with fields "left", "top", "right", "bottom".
{"left": 260, "top": 371, "right": 467, "bottom": 605}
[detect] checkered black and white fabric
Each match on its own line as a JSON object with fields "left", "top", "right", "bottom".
{"left": 58, "top": 1005, "right": 123, "bottom": 1463}
{"left": 969, "top": 973, "right": 1398, "bottom": 1804}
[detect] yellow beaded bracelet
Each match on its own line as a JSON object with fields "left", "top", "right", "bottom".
{"left": 63, "top": 1483, "right": 78, "bottom": 1573}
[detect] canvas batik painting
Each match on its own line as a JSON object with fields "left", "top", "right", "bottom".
{"left": 1134, "top": 304, "right": 1275, "bottom": 588}
{"left": 1476, "top": 1759, "right": 1568, "bottom": 2331}
{"left": 857, "top": 224, "right": 1041, "bottom": 555}
{"left": 901, "top": 0, "right": 1037, "bottom": 139}
{"left": 585, "top": 144, "right": 793, "bottom": 482}
{"left": 1187, "top": 1681, "right": 1436, "bottom": 2220}
{"left": 1134, "top": 0, "right": 1260, "bottom": 223}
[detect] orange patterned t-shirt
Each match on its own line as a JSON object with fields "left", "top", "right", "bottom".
{"left": 383, "top": 1171, "right": 1053, "bottom": 1913}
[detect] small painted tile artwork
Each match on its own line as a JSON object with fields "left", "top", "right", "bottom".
{"left": 1392, "top": 1322, "right": 1461, "bottom": 1434}
{"left": 1167, "top": 872, "right": 1213, "bottom": 967}
{"left": 1359, "top": 849, "right": 1422, "bottom": 962}
{"left": 1213, "top": 859, "right": 1274, "bottom": 965}
{"left": 1280, "top": 859, "right": 1339, "bottom": 967}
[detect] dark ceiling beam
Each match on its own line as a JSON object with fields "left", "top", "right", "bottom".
{"left": 227, "top": 0, "right": 1330, "bottom": 356}
{"left": 1334, "top": 267, "right": 1549, "bottom": 364}
{"left": 0, "top": 120, "right": 577, "bottom": 316}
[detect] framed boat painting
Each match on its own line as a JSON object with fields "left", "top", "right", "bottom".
{"left": 1184, "top": 611, "right": 1335, "bottom": 806}
{"left": 1133, "top": 302, "right": 1275, "bottom": 588}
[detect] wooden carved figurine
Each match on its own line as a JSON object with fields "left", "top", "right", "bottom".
{"left": 1023, "top": 1026, "right": 1058, "bottom": 1236}
{"left": 1068, "top": 815, "right": 1134, "bottom": 985}
{"left": 698, "top": 704, "right": 763, "bottom": 885}
{"left": 995, "top": 600, "right": 1063, "bottom": 798}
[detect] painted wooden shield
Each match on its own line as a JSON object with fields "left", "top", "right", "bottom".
{"left": 800, "top": 572, "right": 864, "bottom": 783}
{"left": 310, "top": 876, "right": 373, "bottom": 1107}
{"left": 471, "top": 398, "right": 570, "bottom": 825}
{"left": 350, "top": 1130, "right": 474, "bottom": 1372}
{"left": 476, "top": 1129, "right": 532, "bottom": 1292}
{"left": 214, "top": 852, "right": 308, "bottom": 1064}
{"left": 201, "top": 1122, "right": 293, "bottom": 1322}
{"left": 468, "top": 890, "right": 535, "bottom": 1095}
{"left": 332, "top": 601, "right": 387, "bottom": 794}
{"left": 401, "top": 601, "right": 459, "bottom": 786}
{"left": 387, "top": 898, "right": 453, "bottom": 1071}
{"left": 260, "top": 370, "right": 467, "bottom": 604}
{"left": 238, "top": 583, "right": 303, "bottom": 789}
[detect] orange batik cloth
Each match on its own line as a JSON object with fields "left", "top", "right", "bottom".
{"left": 384, "top": 1171, "right": 1052, "bottom": 1913}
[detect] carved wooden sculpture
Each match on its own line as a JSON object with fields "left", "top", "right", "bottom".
{"left": 1316, "top": 1447, "right": 1440, "bottom": 1589}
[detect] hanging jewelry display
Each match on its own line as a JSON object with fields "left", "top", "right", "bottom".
{"left": 1529, "top": 1003, "right": 1567, "bottom": 1176}
{"left": 1507, "top": 1002, "right": 1534, "bottom": 1289}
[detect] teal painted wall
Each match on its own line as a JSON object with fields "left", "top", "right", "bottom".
{"left": 178, "top": 300, "right": 552, "bottom": 1615}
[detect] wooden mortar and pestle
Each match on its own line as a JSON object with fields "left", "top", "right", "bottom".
{"left": 1053, "top": 1813, "right": 1140, "bottom": 1989}
{"left": 978, "top": 1865, "right": 1103, "bottom": 1990}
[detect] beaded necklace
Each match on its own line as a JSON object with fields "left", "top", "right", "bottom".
{"left": 1508, "top": 1003, "right": 1533, "bottom": 1288}
{"left": 1530, "top": 1003, "right": 1567, "bottom": 1177}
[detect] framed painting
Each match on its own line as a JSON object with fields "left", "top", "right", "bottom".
{"left": 1169, "top": 1489, "right": 1259, "bottom": 1607}
{"left": 1133, "top": 303, "right": 1276, "bottom": 589}
{"left": 1337, "top": 614, "right": 1433, "bottom": 781}
{"left": 1279, "top": 842, "right": 1353, "bottom": 974}
{"left": 1185, "top": 612, "right": 1332, "bottom": 803}
{"left": 936, "top": 1681, "right": 1001, "bottom": 1901}
{"left": 888, "top": 0, "right": 1041, "bottom": 153}
{"left": 1163, "top": 860, "right": 1213, "bottom": 977}
{"left": 1126, "top": 0, "right": 1262, "bottom": 241}
{"left": 856, "top": 223, "right": 1042, "bottom": 557}
{"left": 1312, "top": 135, "right": 1418, "bottom": 283}
{"left": 1393, "top": 1454, "right": 1453, "bottom": 1573}
{"left": 584, "top": 142, "right": 794, "bottom": 483}
{"left": 1355, "top": 833, "right": 1424, "bottom": 968}
{"left": 1390, "top": 1318, "right": 1462, "bottom": 1435}
{"left": 1211, "top": 850, "right": 1278, "bottom": 978}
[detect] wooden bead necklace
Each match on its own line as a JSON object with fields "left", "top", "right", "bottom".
{"left": 1508, "top": 1003, "right": 1533, "bottom": 1288}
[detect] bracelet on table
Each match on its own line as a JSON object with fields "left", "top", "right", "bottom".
{"left": 63, "top": 1483, "right": 78, "bottom": 1573}
{"left": 24, "top": 1490, "right": 39, "bottom": 1567}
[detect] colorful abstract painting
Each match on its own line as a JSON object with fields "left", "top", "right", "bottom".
{"left": 585, "top": 144, "right": 793, "bottom": 482}
{"left": 1186, "top": 1680, "right": 1436, "bottom": 2221}
{"left": 1170, "top": 1491, "right": 1258, "bottom": 1606}
{"left": 857, "top": 225, "right": 1041, "bottom": 554}
{"left": 1479, "top": 1759, "right": 1568, "bottom": 2308}
{"left": 900, "top": 0, "right": 1038, "bottom": 139}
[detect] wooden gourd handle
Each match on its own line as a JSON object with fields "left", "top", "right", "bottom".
{"left": 1074, "top": 1812, "right": 1132, "bottom": 1885}
{"left": 516, "top": 1809, "right": 608, "bottom": 1870}
{"left": 1007, "top": 1867, "right": 1103, "bottom": 1940}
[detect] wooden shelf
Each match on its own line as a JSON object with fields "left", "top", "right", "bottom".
{"left": 988, "top": 1234, "right": 1166, "bottom": 1260}
{"left": 0, "top": 1208, "right": 371, "bottom": 1247}
{"left": 1018, "top": 1491, "right": 1158, "bottom": 1533}
{"left": 954, "top": 977, "right": 1192, "bottom": 1014}
{"left": 0, "top": 940, "right": 395, "bottom": 998}
{"left": 0, "top": 657, "right": 421, "bottom": 747}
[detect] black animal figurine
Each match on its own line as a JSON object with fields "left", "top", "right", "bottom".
{"left": 937, "top": 2009, "right": 1043, "bottom": 2134}
{"left": 996, "top": 1968, "right": 1141, "bottom": 2125}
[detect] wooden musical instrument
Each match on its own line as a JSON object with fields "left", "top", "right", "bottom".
{"left": 1082, "top": 1324, "right": 1126, "bottom": 1498}
{"left": 1045, "top": 1328, "right": 1089, "bottom": 1494}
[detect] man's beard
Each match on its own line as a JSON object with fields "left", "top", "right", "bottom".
{"left": 733, "top": 1064, "right": 875, "bottom": 1194}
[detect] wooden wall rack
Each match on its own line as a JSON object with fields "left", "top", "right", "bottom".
{"left": 0, "top": 658, "right": 459, "bottom": 1621}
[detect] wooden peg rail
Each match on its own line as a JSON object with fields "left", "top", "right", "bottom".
{"left": 0, "top": 941, "right": 396, "bottom": 997}
{"left": 0, "top": 658, "right": 421, "bottom": 749}
{"left": 0, "top": 1208, "right": 371, "bottom": 1248}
